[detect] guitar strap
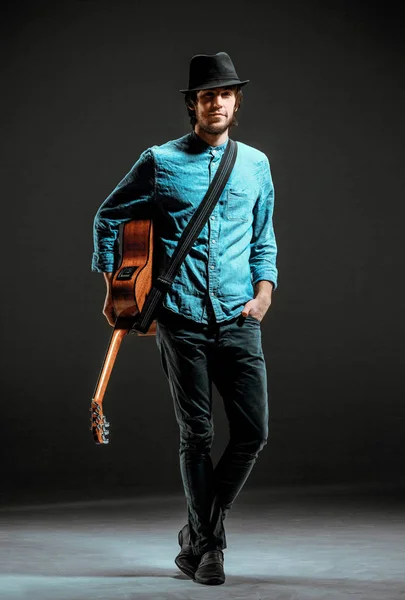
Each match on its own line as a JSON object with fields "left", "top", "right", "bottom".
{"left": 131, "top": 138, "right": 238, "bottom": 334}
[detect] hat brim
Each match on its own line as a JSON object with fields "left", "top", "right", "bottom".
{"left": 179, "top": 79, "right": 250, "bottom": 93}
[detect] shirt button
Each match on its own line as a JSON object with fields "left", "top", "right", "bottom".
{"left": 212, "top": 240, "right": 216, "bottom": 244}
{"left": 210, "top": 265, "right": 214, "bottom": 270}
{"left": 211, "top": 216, "right": 215, "bottom": 220}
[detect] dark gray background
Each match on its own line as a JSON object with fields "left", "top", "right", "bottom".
{"left": 2, "top": 0, "right": 404, "bottom": 505}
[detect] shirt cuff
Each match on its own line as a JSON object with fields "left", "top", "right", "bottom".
{"left": 91, "top": 252, "right": 115, "bottom": 273}
{"left": 252, "top": 272, "right": 278, "bottom": 291}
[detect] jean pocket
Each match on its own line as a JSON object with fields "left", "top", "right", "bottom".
{"left": 246, "top": 314, "right": 261, "bottom": 324}
{"left": 226, "top": 189, "right": 249, "bottom": 222}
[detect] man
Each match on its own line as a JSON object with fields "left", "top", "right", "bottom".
{"left": 91, "top": 52, "right": 278, "bottom": 586}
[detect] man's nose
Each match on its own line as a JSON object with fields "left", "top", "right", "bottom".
{"left": 213, "top": 95, "right": 223, "bottom": 107}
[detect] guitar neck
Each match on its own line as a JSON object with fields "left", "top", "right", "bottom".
{"left": 92, "top": 317, "right": 132, "bottom": 404}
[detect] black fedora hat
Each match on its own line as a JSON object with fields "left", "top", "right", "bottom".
{"left": 180, "top": 51, "right": 249, "bottom": 93}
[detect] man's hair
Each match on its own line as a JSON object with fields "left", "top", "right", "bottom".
{"left": 184, "top": 85, "right": 243, "bottom": 129}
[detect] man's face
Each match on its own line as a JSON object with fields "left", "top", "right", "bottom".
{"left": 193, "top": 87, "right": 237, "bottom": 135}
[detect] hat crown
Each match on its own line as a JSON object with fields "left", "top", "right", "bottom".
{"left": 180, "top": 51, "right": 249, "bottom": 93}
{"left": 191, "top": 52, "right": 237, "bottom": 81}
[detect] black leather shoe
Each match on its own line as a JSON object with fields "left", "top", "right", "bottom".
{"left": 175, "top": 548, "right": 201, "bottom": 579}
{"left": 174, "top": 524, "right": 201, "bottom": 579}
{"left": 194, "top": 549, "right": 225, "bottom": 585}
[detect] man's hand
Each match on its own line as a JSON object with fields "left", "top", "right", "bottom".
{"left": 102, "top": 272, "right": 116, "bottom": 327}
{"left": 241, "top": 280, "right": 273, "bottom": 322}
{"left": 103, "top": 292, "right": 116, "bottom": 327}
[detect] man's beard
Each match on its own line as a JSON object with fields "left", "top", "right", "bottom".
{"left": 198, "top": 113, "right": 234, "bottom": 135}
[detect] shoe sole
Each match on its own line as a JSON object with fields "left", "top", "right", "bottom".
{"left": 194, "top": 574, "right": 225, "bottom": 585}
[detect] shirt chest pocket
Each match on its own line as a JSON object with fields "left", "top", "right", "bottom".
{"left": 226, "top": 188, "right": 250, "bottom": 222}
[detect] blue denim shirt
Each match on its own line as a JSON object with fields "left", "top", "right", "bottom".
{"left": 91, "top": 131, "right": 278, "bottom": 323}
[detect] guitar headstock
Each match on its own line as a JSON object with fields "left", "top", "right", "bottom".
{"left": 90, "top": 400, "right": 110, "bottom": 444}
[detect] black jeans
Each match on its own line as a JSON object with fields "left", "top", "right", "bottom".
{"left": 156, "top": 308, "right": 269, "bottom": 556}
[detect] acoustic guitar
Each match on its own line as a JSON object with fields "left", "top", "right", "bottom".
{"left": 90, "top": 219, "right": 156, "bottom": 445}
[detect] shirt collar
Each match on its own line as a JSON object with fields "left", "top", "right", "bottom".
{"left": 188, "top": 130, "right": 229, "bottom": 155}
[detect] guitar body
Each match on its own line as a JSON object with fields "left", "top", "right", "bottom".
{"left": 90, "top": 219, "right": 156, "bottom": 445}
{"left": 112, "top": 219, "right": 156, "bottom": 332}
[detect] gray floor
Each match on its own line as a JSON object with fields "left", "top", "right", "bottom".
{"left": 1, "top": 485, "right": 404, "bottom": 600}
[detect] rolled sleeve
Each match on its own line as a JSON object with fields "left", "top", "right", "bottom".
{"left": 91, "top": 148, "right": 155, "bottom": 272}
{"left": 249, "top": 155, "right": 278, "bottom": 290}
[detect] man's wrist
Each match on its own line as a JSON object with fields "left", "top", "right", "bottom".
{"left": 254, "top": 280, "right": 274, "bottom": 301}
{"left": 103, "top": 271, "right": 114, "bottom": 291}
